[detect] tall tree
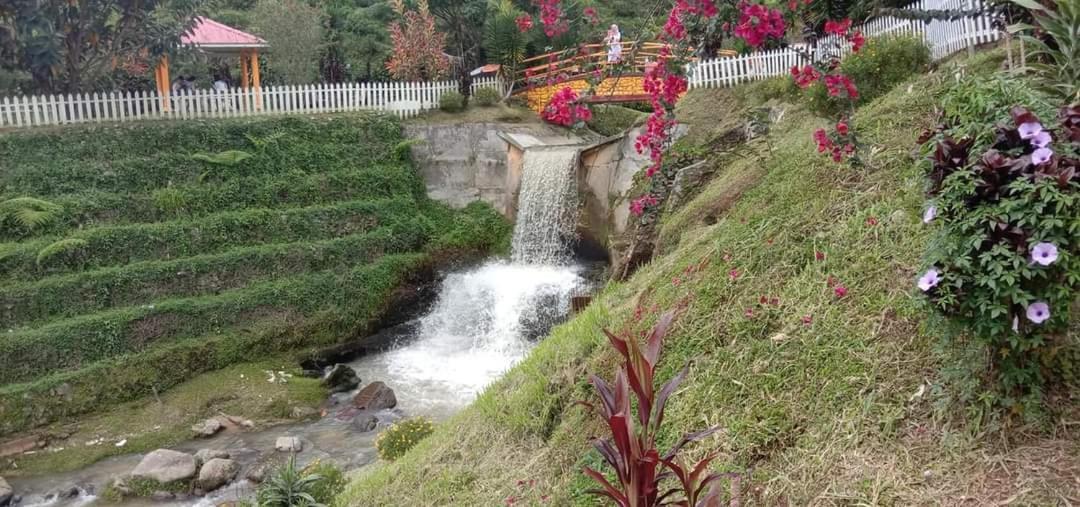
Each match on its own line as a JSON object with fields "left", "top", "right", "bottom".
{"left": 321, "top": 0, "right": 394, "bottom": 82}
{"left": 250, "top": 0, "right": 324, "bottom": 84}
{"left": 428, "top": 0, "right": 488, "bottom": 70}
{"left": 385, "top": 0, "right": 450, "bottom": 80}
{"left": 0, "top": 0, "right": 204, "bottom": 94}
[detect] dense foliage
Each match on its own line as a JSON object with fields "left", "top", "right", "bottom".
{"left": 376, "top": 417, "right": 436, "bottom": 461}
{"left": 0, "top": 113, "right": 511, "bottom": 436}
{"left": 385, "top": 0, "right": 450, "bottom": 81}
{"left": 918, "top": 91, "right": 1080, "bottom": 403}
{"left": 802, "top": 35, "right": 931, "bottom": 116}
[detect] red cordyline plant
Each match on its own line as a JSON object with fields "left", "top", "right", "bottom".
{"left": 581, "top": 311, "right": 740, "bottom": 507}
{"left": 385, "top": 0, "right": 450, "bottom": 81}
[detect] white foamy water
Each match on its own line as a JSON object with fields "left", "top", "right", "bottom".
{"left": 348, "top": 262, "right": 584, "bottom": 418}
{"left": 511, "top": 147, "right": 580, "bottom": 265}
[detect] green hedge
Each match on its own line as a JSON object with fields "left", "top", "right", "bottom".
{"left": 1, "top": 224, "right": 431, "bottom": 327}
{"left": 0, "top": 115, "right": 403, "bottom": 196}
{"left": 0, "top": 198, "right": 421, "bottom": 280}
{"left": 0, "top": 251, "right": 442, "bottom": 385}
{"left": 1, "top": 165, "right": 421, "bottom": 240}
{"left": 0, "top": 253, "right": 429, "bottom": 435}
{"left": 804, "top": 36, "right": 931, "bottom": 116}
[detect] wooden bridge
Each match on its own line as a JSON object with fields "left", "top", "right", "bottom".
{"left": 512, "top": 42, "right": 736, "bottom": 111}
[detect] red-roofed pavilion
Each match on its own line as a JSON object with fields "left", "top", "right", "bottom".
{"left": 154, "top": 17, "right": 269, "bottom": 108}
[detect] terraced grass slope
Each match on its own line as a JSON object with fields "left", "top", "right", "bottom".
{"left": 0, "top": 115, "right": 509, "bottom": 436}
{"left": 340, "top": 53, "right": 1080, "bottom": 505}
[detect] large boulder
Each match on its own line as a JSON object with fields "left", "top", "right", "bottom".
{"left": 0, "top": 476, "right": 12, "bottom": 506}
{"left": 131, "top": 449, "right": 197, "bottom": 484}
{"left": 351, "top": 414, "right": 378, "bottom": 432}
{"left": 190, "top": 418, "right": 223, "bottom": 438}
{"left": 197, "top": 458, "right": 239, "bottom": 492}
{"left": 321, "top": 364, "right": 360, "bottom": 394}
{"left": 352, "top": 381, "right": 396, "bottom": 411}
{"left": 193, "top": 449, "right": 230, "bottom": 467}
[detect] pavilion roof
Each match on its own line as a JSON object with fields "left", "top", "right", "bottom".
{"left": 181, "top": 17, "right": 267, "bottom": 50}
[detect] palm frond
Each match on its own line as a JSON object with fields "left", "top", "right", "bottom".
{"left": 36, "top": 238, "right": 88, "bottom": 267}
{"left": 0, "top": 197, "right": 63, "bottom": 234}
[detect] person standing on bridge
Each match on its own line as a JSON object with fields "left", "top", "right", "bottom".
{"left": 605, "top": 24, "right": 622, "bottom": 63}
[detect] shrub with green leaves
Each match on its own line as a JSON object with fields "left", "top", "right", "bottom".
{"left": 804, "top": 36, "right": 931, "bottom": 116}
{"left": 1009, "top": 0, "right": 1080, "bottom": 102}
{"left": 0, "top": 197, "right": 62, "bottom": 237}
{"left": 439, "top": 91, "right": 466, "bottom": 113}
{"left": 918, "top": 104, "right": 1080, "bottom": 401}
{"left": 257, "top": 456, "right": 327, "bottom": 507}
{"left": 302, "top": 460, "right": 346, "bottom": 505}
{"left": 473, "top": 87, "right": 502, "bottom": 107}
{"left": 376, "top": 417, "right": 435, "bottom": 461}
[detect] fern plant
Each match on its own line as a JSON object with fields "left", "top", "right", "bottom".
{"left": 1010, "top": 0, "right": 1080, "bottom": 102}
{"left": 256, "top": 456, "right": 325, "bottom": 507}
{"left": 0, "top": 197, "right": 63, "bottom": 236}
{"left": 36, "top": 238, "right": 88, "bottom": 267}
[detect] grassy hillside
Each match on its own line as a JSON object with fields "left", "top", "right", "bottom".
{"left": 340, "top": 52, "right": 1080, "bottom": 505}
{"left": 0, "top": 115, "right": 509, "bottom": 437}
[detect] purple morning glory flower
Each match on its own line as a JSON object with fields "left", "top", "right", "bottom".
{"left": 1018, "top": 122, "right": 1043, "bottom": 140}
{"left": 1032, "top": 147, "right": 1053, "bottom": 165}
{"left": 1031, "top": 130, "right": 1052, "bottom": 148}
{"left": 917, "top": 268, "right": 941, "bottom": 291}
{"left": 922, "top": 205, "right": 937, "bottom": 224}
{"left": 1026, "top": 301, "right": 1050, "bottom": 324}
{"left": 1031, "top": 242, "right": 1059, "bottom": 266}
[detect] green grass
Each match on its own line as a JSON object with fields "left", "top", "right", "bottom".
{"left": 340, "top": 50, "right": 1080, "bottom": 505}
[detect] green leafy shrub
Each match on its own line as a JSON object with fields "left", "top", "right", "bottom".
{"left": 257, "top": 456, "right": 326, "bottom": 507}
{"left": 918, "top": 104, "right": 1080, "bottom": 404}
{"left": 939, "top": 74, "right": 1054, "bottom": 146}
{"left": 472, "top": 87, "right": 502, "bottom": 107}
{"left": 438, "top": 91, "right": 466, "bottom": 113}
{"left": 0, "top": 197, "right": 62, "bottom": 237}
{"left": 376, "top": 417, "right": 435, "bottom": 461}
{"left": 1010, "top": 0, "right": 1080, "bottom": 101}
{"left": 302, "top": 460, "right": 346, "bottom": 505}
{"left": 804, "top": 36, "right": 931, "bottom": 116}
{"left": 35, "top": 238, "right": 87, "bottom": 267}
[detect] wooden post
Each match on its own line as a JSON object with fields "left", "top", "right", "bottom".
{"left": 240, "top": 50, "right": 250, "bottom": 90}
{"left": 157, "top": 55, "right": 171, "bottom": 111}
{"left": 251, "top": 49, "right": 262, "bottom": 110}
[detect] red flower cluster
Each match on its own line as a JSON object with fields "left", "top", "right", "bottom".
{"left": 629, "top": 194, "right": 659, "bottom": 215}
{"left": 814, "top": 126, "right": 856, "bottom": 162}
{"left": 823, "top": 18, "right": 852, "bottom": 35}
{"left": 733, "top": 2, "right": 786, "bottom": 48}
{"left": 583, "top": 6, "right": 599, "bottom": 24}
{"left": 541, "top": 87, "right": 591, "bottom": 127}
{"left": 824, "top": 74, "right": 858, "bottom": 100}
{"left": 851, "top": 30, "right": 866, "bottom": 52}
{"left": 533, "top": 0, "right": 567, "bottom": 37}
{"left": 790, "top": 64, "right": 820, "bottom": 88}
{"left": 515, "top": 14, "right": 533, "bottom": 32}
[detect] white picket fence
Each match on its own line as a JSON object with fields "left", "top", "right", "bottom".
{"left": 688, "top": 0, "right": 1000, "bottom": 88}
{"left": 0, "top": 77, "right": 503, "bottom": 129}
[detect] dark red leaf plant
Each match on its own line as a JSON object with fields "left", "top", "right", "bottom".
{"left": 581, "top": 311, "right": 740, "bottom": 506}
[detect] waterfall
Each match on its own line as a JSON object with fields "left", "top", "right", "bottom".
{"left": 510, "top": 147, "right": 581, "bottom": 265}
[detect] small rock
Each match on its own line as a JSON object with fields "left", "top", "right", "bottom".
{"left": 351, "top": 414, "right": 378, "bottom": 432}
{"left": 322, "top": 364, "right": 360, "bottom": 394}
{"left": 56, "top": 485, "right": 79, "bottom": 499}
{"left": 275, "top": 436, "right": 303, "bottom": 453}
{"left": 10, "top": 495, "right": 20, "bottom": 505}
{"left": 290, "top": 406, "right": 319, "bottom": 420}
{"left": 131, "top": 449, "right": 197, "bottom": 484}
{"left": 191, "top": 418, "right": 223, "bottom": 438}
{"left": 193, "top": 449, "right": 230, "bottom": 467}
{"left": 300, "top": 369, "right": 323, "bottom": 379}
{"left": 0, "top": 477, "right": 12, "bottom": 506}
{"left": 109, "top": 478, "right": 131, "bottom": 497}
{"left": 244, "top": 454, "right": 282, "bottom": 484}
{"left": 150, "top": 491, "right": 175, "bottom": 502}
{"left": 224, "top": 415, "right": 255, "bottom": 429}
{"left": 192, "top": 488, "right": 205, "bottom": 497}
{"left": 197, "top": 458, "right": 239, "bottom": 492}
{"left": 352, "top": 381, "right": 396, "bottom": 411}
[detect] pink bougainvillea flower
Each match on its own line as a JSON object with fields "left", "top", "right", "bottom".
{"left": 673, "top": 277, "right": 682, "bottom": 286}
{"left": 1031, "top": 147, "right": 1053, "bottom": 165}
{"left": 834, "top": 285, "right": 848, "bottom": 298}
{"left": 583, "top": 6, "right": 599, "bottom": 24}
{"left": 1026, "top": 301, "right": 1050, "bottom": 324}
{"left": 824, "top": 18, "right": 852, "bottom": 35}
{"left": 770, "top": 297, "right": 780, "bottom": 305}
{"left": 851, "top": 30, "right": 865, "bottom": 52}
{"left": 1017, "top": 121, "right": 1043, "bottom": 140}
{"left": 723, "top": 252, "right": 733, "bottom": 262}
{"left": 917, "top": 268, "right": 940, "bottom": 291}
{"left": 922, "top": 205, "right": 937, "bottom": 224}
{"left": 815, "top": 251, "right": 826, "bottom": 261}
{"left": 866, "top": 216, "right": 878, "bottom": 226}
{"left": 744, "top": 308, "right": 755, "bottom": 318}
{"left": 515, "top": 14, "right": 533, "bottom": 32}
{"left": 836, "top": 120, "right": 849, "bottom": 136}
{"left": 801, "top": 315, "right": 813, "bottom": 325}
{"left": 1031, "top": 130, "right": 1052, "bottom": 148}
{"left": 791, "top": 65, "right": 821, "bottom": 88}
{"left": 1030, "top": 242, "right": 1059, "bottom": 266}
{"left": 827, "top": 275, "right": 838, "bottom": 287}
{"left": 729, "top": 269, "right": 740, "bottom": 280}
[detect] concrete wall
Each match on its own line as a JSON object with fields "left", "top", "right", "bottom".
{"left": 404, "top": 123, "right": 586, "bottom": 217}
